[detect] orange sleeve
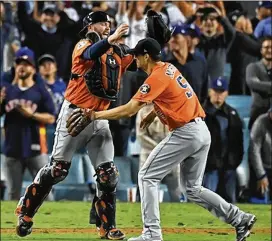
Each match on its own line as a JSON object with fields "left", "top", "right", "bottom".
{"left": 73, "top": 40, "right": 92, "bottom": 58}
{"left": 133, "top": 74, "right": 169, "bottom": 103}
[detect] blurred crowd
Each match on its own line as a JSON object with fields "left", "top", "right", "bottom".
{"left": 0, "top": 1, "right": 271, "bottom": 204}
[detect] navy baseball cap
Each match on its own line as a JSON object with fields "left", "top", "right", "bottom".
{"left": 38, "top": 54, "right": 56, "bottom": 65}
{"left": 128, "top": 38, "right": 161, "bottom": 58}
{"left": 228, "top": 10, "right": 247, "bottom": 25}
{"left": 210, "top": 77, "right": 229, "bottom": 91}
{"left": 42, "top": 4, "right": 58, "bottom": 14}
{"left": 15, "top": 47, "right": 35, "bottom": 66}
{"left": 258, "top": 1, "right": 272, "bottom": 8}
{"left": 173, "top": 24, "right": 201, "bottom": 38}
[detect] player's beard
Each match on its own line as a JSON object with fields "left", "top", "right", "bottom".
{"left": 19, "top": 72, "right": 32, "bottom": 81}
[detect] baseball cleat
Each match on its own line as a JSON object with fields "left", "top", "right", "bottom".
{"left": 128, "top": 235, "right": 163, "bottom": 241}
{"left": 235, "top": 214, "right": 257, "bottom": 241}
{"left": 15, "top": 215, "right": 33, "bottom": 237}
{"left": 98, "top": 227, "right": 126, "bottom": 240}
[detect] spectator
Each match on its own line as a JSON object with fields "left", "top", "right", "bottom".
{"left": 38, "top": 54, "right": 66, "bottom": 114}
{"left": 0, "top": 47, "right": 56, "bottom": 200}
{"left": 195, "top": 4, "right": 236, "bottom": 80}
{"left": 1, "top": 47, "right": 44, "bottom": 86}
{"left": 246, "top": 36, "right": 272, "bottom": 129}
{"left": 17, "top": 1, "right": 77, "bottom": 81}
{"left": 228, "top": 10, "right": 261, "bottom": 95}
{"left": 167, "top": 24, "right": 208, "bottom": 102}
{"left": 251, "top": 1, "right": 272, "bottom": 30}
{"left": 203, "top": 77, "right": 243, "bottom": 203}
{"left": 249, "top": 106, "right": 272, "bottom": 202}
{"left": 116, "top": 1, "right": 147, "bottom": 48}
{"left": 254, "top": 17, "right": 272, "bottom": 38}
{"left": 254, "top": 2, "right": 272, "bottom": 38}
{"left": 0, "top": 2, "right": 21, "bottom": 72}
{"left": 136, "top": 104, "right": 181, "bottom": 202}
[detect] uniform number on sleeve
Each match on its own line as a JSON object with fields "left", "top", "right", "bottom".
{"left": 176, "top": 75, "right": 193, "bottom": 99}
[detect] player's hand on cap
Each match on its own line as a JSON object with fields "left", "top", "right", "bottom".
{"left": 140, "top": 110, "right": 157, "bottom": 129}
{"left": 108, "top": 23, "right": 129, "bottom": 45}
{"left": 66, "top": 108, "right": 95, "bottom": 137}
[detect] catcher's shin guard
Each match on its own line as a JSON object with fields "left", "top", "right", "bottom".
{"left": 15, "top": 159, "right": 70, "bottom": 237}
{"left": 95, "top": 193, "right": 125, "bottom": 240}
{"left": 89, "top": 194, "right": 101, "bottom": 227}
{"left": 94, "top": 162, "right": 125, "bottom": 239}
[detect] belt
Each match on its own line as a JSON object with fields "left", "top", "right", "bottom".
{"left": 189, "top": 117, "right": 204, "bottom": 123}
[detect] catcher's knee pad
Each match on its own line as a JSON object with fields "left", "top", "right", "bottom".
{"left": 95, "top": 162, "right": 119, "bottom": 193}
{"left": 16, "top": 160, "right": 71, "bottom": 218}
{"left": 34, "top": 158, "right": 71, "bottom": 185}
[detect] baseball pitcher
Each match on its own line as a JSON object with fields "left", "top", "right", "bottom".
{"left": 66, "top": 38, "right": 257, "bottom": 241}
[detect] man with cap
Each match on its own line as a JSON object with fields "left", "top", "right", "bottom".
{"left": 15, "top": 11, "right": 132, "bottom": 240}
{"left": 202, "top": 77, "right": 244, "bottom": 203}
{"left": 251, "top": 1, "right": 272, "bottom": 31}
{"left": 0, "top": 47, "right": 56, "bottom": 200}
{"left": 168, "top": 23, "right": 208, "bottom": 102}
{"left": 67, "top": 38, "right": 257, "bottom": 241}
{"left": 38, "top": 54, "right": 66, "bottom": 114}
{"left": 249, "top": 105, "right": 272, "bottom": 202}
{"left": 254, "top": 1, "right": 272, "bottom": 38}
{"left": 1, "top": 47, "right": 44, "bottom": 86}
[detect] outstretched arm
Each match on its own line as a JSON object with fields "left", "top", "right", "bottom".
{"left": 94, "top": 99, "right": 146, "bottom": 120}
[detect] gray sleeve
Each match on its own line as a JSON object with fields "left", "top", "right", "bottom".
{"left": 219, "top": 16, "right": 236, "bottom": 52}
{"left": 246, "top": 63, "right": 272, "bottom": 94}
{"left": 248, "top": 117, "right": 266, "bottom": 178}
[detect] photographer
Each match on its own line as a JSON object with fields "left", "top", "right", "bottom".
{"left": 190, "top": 4, "right": 235, "bottom": 80}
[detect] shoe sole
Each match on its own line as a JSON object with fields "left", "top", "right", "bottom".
{"left": 15, "top": 225, "right": 32, "bottom": 237}
{"left": 237, "top": 216, "right": 257, "bottom": 241}
{"left": 101, "top": 236, "right": 126, "bottom": 240}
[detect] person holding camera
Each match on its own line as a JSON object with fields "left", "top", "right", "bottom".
{"left": 190, "top": 4, "right": 235, "bottom": 81}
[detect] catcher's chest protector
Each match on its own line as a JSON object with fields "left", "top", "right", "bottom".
{"left": 84, "top": 51, "right": 122, "bottom": 101}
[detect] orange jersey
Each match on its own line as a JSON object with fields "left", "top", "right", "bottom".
{"left": 65, "top": 39, "right": 134, "bottom": 110}
{"left": 133, "top": 62, "right": 205, "bottom": 130}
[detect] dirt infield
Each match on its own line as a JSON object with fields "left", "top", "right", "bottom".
{"left": 1, "top": 227, "right": 270, "bottom": 235}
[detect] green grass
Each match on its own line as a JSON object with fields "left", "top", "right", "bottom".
{"left": 1, "top": 201, "right": 271, "bottom": 241}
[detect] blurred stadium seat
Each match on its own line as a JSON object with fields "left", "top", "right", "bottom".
{"left": 226, "top": 95, "right": 252, "bottom": 119}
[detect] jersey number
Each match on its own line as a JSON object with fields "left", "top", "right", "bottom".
{"left": 176, "top": 75, "right": 193, "bottom": 99}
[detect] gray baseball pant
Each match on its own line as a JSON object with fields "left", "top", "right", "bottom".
{"left": 4, "top": 154, "right": 49, "bottom": 200}
{"left": 50, "top": 99, "right": 114, "bottom": 180}
{"left": 138, "top": 118, "right": 246, "bottom": 238}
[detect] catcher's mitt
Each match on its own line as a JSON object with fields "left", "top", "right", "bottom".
{"left": 66, "top": 108, "right": 94, "bottom": 137}
{"left": 146, "top": 9, "right": 172, "bottom": 46}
